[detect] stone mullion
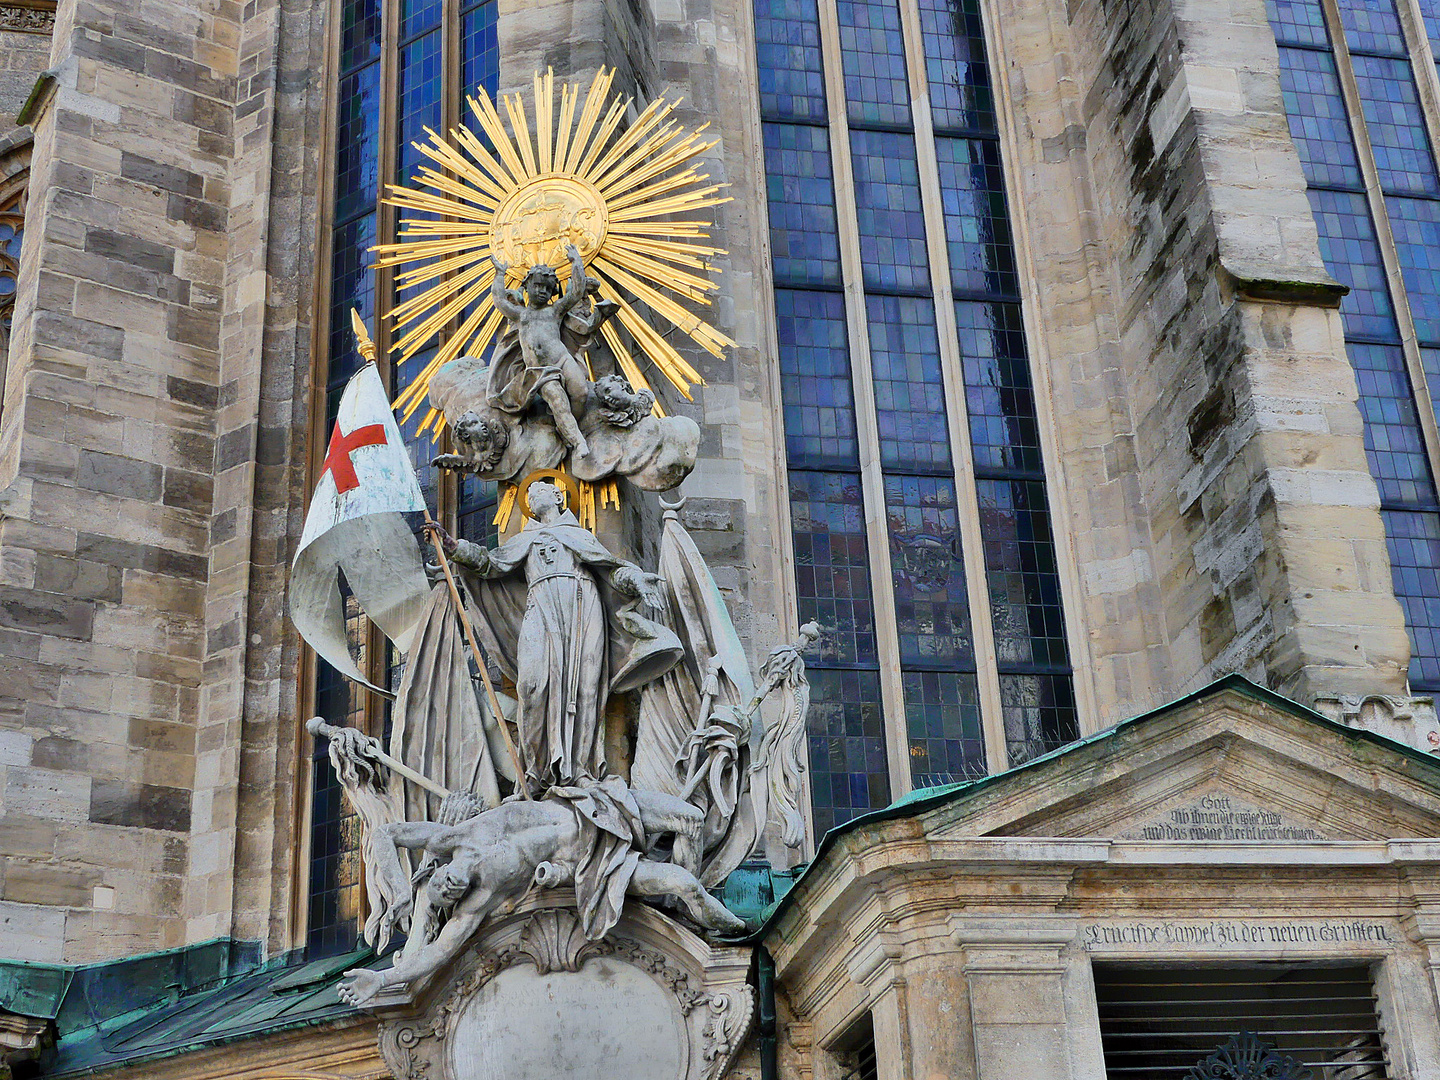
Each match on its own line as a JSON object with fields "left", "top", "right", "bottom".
{"left": 816, "top": 0, "right": 913, "bottom": 799}
{"left": 894, "top": 0, "right": 1010, "bottom": 774}
{"left": 1321, "top": 0, "right": 1440, "bottom": 496}
{"left": 436, "top": 0, "right": 464, "bottom": 533}
{"left": 972, "top": 0, "right": 1099, "bottom": 735}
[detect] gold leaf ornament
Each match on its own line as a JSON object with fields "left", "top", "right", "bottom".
{"left": 377, "top": 67, "right": 735, "bottom": 437}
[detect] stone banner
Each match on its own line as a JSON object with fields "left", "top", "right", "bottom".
{"left": 1082, "top": 919, "right": 1393, "bottom": 950}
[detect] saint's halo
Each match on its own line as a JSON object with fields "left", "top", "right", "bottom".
{"left": 378, "top": 67, "right": 735, "bottom": 435}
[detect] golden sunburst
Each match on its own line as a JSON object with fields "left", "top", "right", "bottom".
{"left": 378, "top": 67, "right": 735, "bottom": 435}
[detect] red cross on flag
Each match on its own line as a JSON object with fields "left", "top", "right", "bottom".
{"left": 290, "top": 362, "right": 431, "bottom": 696}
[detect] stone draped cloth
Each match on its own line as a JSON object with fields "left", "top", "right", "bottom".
{"left": 552, "top": 776, "right": 647, "bottom": 939}
{"left": 452, "top": 512, "right": 683, "bottom": 791}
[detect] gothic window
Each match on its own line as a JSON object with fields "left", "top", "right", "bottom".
{"left": 1269, "top": 0, "right": 1440, "bottom": 693}
{"left": 305, "top": 0, "right": 498, "bottom": 958}
{"left": 0, "top": 182, "right": 24, "bottom": 311}
{"left": 0, "top": 145, "right": 30, "bottom": 431}
{"left": 753, "top": 0, "right": 1078, "bottom": 836}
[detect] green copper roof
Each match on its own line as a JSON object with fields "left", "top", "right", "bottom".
{"left": 745, "top": 672, "right": 1440, "bottom": 942}
{"left": 3, "top": 940, "right": 387, "bottom": 1078}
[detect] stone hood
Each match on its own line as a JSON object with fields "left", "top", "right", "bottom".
{"left": 757, "top": 674, "right": 1440, "bottom": 969}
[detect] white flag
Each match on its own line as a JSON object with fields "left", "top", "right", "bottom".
{"left": 291, "top": 362, "right": 431, "bottom": 696}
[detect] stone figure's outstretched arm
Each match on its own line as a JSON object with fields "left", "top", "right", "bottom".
{"left": 490, "top": 256, "right": 523, "bottom": 319}
{"left": 450, "top": 537, "right": 501, "bottom": 577}
{"left": 610, "top": 563, "right": 666, "bottom": 609}
{"left": 555, "top": 244, "right": 586, "bottom": 316}
{"left": 339, "top": 891, "right": 492, "bottom": 1008}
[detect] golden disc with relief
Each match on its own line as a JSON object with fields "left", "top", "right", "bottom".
{"left": 491, "top": 174, "right": 608, "bottom": 273}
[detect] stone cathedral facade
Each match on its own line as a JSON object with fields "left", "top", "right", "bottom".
{"left": 4, "top": 0, "right": 1440, "bottom": 1072}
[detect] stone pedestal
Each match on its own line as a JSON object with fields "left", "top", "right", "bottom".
{"left": 376, "top": 901, "right": 752, "bottom": 1080}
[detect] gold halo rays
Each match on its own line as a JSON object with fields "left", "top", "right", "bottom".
{"left": 377, "top": 68, "right": 735, "bottom": 436}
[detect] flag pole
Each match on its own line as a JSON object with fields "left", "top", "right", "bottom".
{"left": 352, "top": 308, "right": 532, "bottom": 802}
{"left": 421, "top": 515, "right": 532, "bottom": 800}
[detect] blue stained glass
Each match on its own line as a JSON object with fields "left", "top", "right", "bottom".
{"left": 806, "top": 668, "right": 890, "bottom": 835}
{"left": 884, "top": 474, "right": 975, "bottom": 666}
{"left": 1267, "top": 0, "right": 1331, "bottom": 46}
{"left": 462, "top": 2, "right": 500, "bottom": 100}
{"left": 867, "top": 295, "right": 951, "bottom": 470}
{"left": 335, "top": 63, "right": 382, "bottom": 223}
{"left": 976, "top": 478, "right": 1070, "bottom": 668}
{"left": 460, "top": 475, "right": 500, "bottom": 546}
{"left": 402, "top": 0, "right": 443, "bottom": 39}
{"left": 762, "top": 122, "right": 843, "bottom": 287}
{"left": 935, "top": 136, "right": 1019, "bottom": 296}
{"left": 329, "top": 213, "right": 378, "bottom": 385}
{"left": 1390, "top": 196, "right": 1440, "bottom": 342}
{"left": 1001, "top": 672, "right": 1078, "bottom": 765}
{"left": 1422, "top": 0, "right": 1440, "bottom": 47}
{"left": 395, "top": 348, "right": 441, "bottom": 515}
{"left": 754, "top": 0, "right": 827, "bottom": 122}
{"left": 918, "top": 0, "right": 996, "bottom": 133}
{"left": 1386, "top": 509, "right": 1440, "bottom": 687}
{"left": 954, "top": 301, "right": 1044, "bottom": 474}
{"left": 776, "top": 290, "right": 860, "bottom": 468}
{"left": 1277, "top": 48, "right": 1366, "bottom": 190}
{"left": 398, "top": 31, "right": 444, "bottom": 186}
{"left": 1307, "top": 188, "right": 1400, "bottom": 338}
{"left": 903, "top": 670, "right": 986, "bottom": 787}
{"left": 1336, "top": 0, "right": 1407, "bottom": 55}
{"left": 1351, "top": 55, "right": 1440, "bottom": 194}
{"left": 1348, "top": 341, "right": 1438, "bottom": 504}
{"left": 340, "top": 0, "right": 382, "bottom": 72}
{"left": 789, "top": 470, "right": 879, "bottom": 664}
{"left": 837, "top": 0, "right": 912, "bottom": 127}
{"left": 850, "top": 129, "right": 931, "bottom": 292}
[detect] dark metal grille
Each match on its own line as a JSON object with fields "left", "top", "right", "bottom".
{"left": 835, "top": 1012, "right": 879, "bottom": 1080}
{"left": 1094, "top": 963, "right": 1391, "bottom": 1078}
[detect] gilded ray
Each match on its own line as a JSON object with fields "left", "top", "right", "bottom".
{"left": 379, "top": 66, "right": 731, "bottom": 434}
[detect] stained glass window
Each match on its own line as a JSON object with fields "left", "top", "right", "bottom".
{"left": 755, "top": 0, "right": 828, "bottom": 122}
{"left": 837, "top": 0, "right": 912, "bottom": 127}
{"left": 756, "top": 0, "right": 1079, "bottom": 820}
{"left": 309, "top": 0, "right": 499, "bottom": 957}
{"left": 1270, "top": 0, "right": 1440, "bottom": 692}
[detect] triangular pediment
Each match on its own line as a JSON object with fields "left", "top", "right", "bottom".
{"left": 913, "top": 677, "right": 1440, "bottom": 843}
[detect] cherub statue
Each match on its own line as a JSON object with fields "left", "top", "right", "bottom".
{"left": 490, "top": 243, "right": 595, "bottom": 458}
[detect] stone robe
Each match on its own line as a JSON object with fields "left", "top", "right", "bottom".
{"left": 452, "top": 512, "right": 683, "bottom": 791}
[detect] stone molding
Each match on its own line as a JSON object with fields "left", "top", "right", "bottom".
{"left": 377, "top": 906, "right": 753, "bottom": 1080}
{"left": 0, "top": 1011, "right": 50, "bottom": 1077}
{"left": 0, "top": 4, "right": 54, "bottom": 34}
{"left": 1312, "top": 693, "right": 1440, "bottom": 753}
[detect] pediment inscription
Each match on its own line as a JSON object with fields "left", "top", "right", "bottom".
{"left": 1118, "top": 790, "right": 1326, "bottom": 842}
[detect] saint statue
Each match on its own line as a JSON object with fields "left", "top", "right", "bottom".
{"left": 433, "top": 479, "right": 684, "bottom": 795}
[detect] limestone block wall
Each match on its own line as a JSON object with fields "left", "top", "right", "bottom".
{"left": 0, "top": 10, "right": 55, "bottom": 142}
{"left": 989, "top": 0, "right": 1411, "bottom": 721}
{"left": 0, "top": 0, "right": 327, "bottom": 961}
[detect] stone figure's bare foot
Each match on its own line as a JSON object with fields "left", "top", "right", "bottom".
{"left": 433, "top": 453, "right": 472, "bottom": 472}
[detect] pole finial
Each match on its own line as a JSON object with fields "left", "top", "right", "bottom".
{"left": 351, "top": 308, "right": 377, "bottom": 362}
